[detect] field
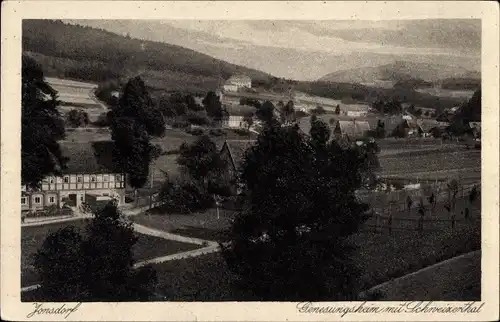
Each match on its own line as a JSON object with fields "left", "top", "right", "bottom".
{"left": 21, "top": 219, "right": 201, "bottom": 287}
{"left": 46, "top": 77, "right": 106, "bottom": 123}
{"left": 378, "top": 149, "right": 481, "bottom": 183}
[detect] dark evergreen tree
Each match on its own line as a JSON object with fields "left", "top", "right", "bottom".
{"left": 256, "top": 100, "right": 276, "bottom": 124}
{"left": 221, "top": 121, "right": 370, "bottom": 300}
{"left": 202, "top": 91, "right": 223, "bottom": 120}
{"left": 108, "top": 76, "right": 165, "bottom": 194}
{"left": 22, "top": 55, "right": 67, "bottom": 189}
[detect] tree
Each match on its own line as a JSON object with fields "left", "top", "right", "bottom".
{"left": 22, "top": 55, "right": 67, "bottom": 189}
{"left": 67, "top": 109, "right": 90, "bottom": 127}
{"left": 243, "top": 113, "right": 254, "bottom": 130}
{"left": 33, "top": 202, "right": 157, "bottom": 301}
{"left": 221, "top": 121, "right": 370, "bottom": 300}
{"left": 177, "top": 135, "right": 226, "bottom": 193}
{"left": 469, "top": 185, "right": 478, "bottom": 204}
{"left": 256, "top": 100, "right": 276, "bottom": 124}
{"left": 108, "top": 76, "right": 165, "bottom": 197}
{"left": 202, "top": 91, "right": 223, "bottom": 120}
{"left": 185, "top": 94, "right": 203, "bottom": 111}
{"left": 374, "top": 119, "right": 385, "bottom": 138}
{"left": 282, "top": 100, "right": 295, "bottom": 123}
{"left": 158, "top": 92, "right": 188, "bottom": 117}
{"left": 335, "top": 104, "right": 341, "bottom": 115}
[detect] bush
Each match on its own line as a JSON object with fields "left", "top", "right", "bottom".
{"left": 93, "top": 112, "right": 110, "bottom": 127}
{"left": 185, "top": 111, "right": 210, "bottom": 126}
{"left": 185, "top": 127, "right": 205, "bottom": 136}
{"left": 66, "top": 109, "right": 90, "bottom": 128}
{"left": 159, "top": 179, "right": 213, "bottom": 214}
{"left": 209, "top": 129, "right": 226, "bottom": 137}
{"left": 233, "top": 128, "right": 250, "bottom": 136}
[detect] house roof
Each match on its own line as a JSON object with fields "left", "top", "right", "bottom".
{"left": 59, "top": 141, "right": 119, "bottom": 174}
{"left": 404, "top": 119, "right": 422, "bottom": 130}
{"left": 468, "top": 122, "right": 481, "bottom": 131}
{"left": 336, "top": 120, "right": 371, "bottom": 138}
{"left": 417, "top": 119, "right": 443, "bottom": 132}
{"left": 224, "top": 104, "right": 256, "bottom": 117}
{"left": 219, "top": 139, "right": 256, "bottom": 170}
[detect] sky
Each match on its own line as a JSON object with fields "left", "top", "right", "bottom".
{"left": 65, "top": 19, "right": 481, "bottom": 80}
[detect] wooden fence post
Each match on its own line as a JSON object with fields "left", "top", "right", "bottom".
{"left": 388, "top": 213, "right": 393, "bottom": 235}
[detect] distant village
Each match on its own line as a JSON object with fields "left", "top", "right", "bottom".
{"left": 21, "top": 72, "right": 480, "bottom": 214}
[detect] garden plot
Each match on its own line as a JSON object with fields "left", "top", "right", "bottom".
{"left": 378, "top": 150, "right": 481, "bottom": 179}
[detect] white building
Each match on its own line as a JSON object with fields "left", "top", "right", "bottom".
{"left": 223, "top": 75, "right": 252, "bottom": 92}
{"left": 22, "top": 141, "right": 126, "bottom": 213}
{"left": 346, "top": 110, "right": 368, "bottom": 117}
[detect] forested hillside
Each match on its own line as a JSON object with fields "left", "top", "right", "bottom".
{"left": 23, "top": 20, "right": 272, "bottom": 94}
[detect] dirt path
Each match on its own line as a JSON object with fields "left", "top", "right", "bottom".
{"left": 21, "top": 209, "right": 220, "bottom": 293}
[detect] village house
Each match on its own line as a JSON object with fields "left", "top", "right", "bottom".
{"left": 220, "top": 105, "right": 256, "bottom": 129}
{"left": 391, "top": 119, "right": 424, "bottom": 138}
{"left": 333, "top": 120, "right": 371, "bottom": 140}
{"left": 469, "top": 121, "right": 481, "bottom": 137}
{"left": 22, "top": 141, "right": 126, "bottom": 213}
{"left": 223, "top": 74, "right": 252, "bottom": 92}
{"left": 417, "top": 119, "right": 448, "bottom": 138}
{"left": 218, "top": 139, "right": 256, "bottom": 195}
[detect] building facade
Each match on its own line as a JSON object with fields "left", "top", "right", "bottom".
{"left": 223, "top": 75, "right": 252, "bottom": 92}
{"left": 21, "top": 141, "right": 126, "bottom": 213}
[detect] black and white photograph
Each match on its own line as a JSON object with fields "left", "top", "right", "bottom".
{"left": 1, "top": 1, "right": 499, "bottom": 321}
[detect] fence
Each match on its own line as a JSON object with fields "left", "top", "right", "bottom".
{"left": 357, "top": 182, "right": 479, "bottom": 215}
{"left": 22, "top": 207, "right": 74, "bottom": 222}
{"left": 360, "top": 183, "right": 480, "bottom": 235}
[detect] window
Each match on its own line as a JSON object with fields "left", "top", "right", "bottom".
{"left": 49, "top": 196, "right": 55, "bottom": 203}
{"left": 21, "top": 197, "right": 26, "bottom": 205}
{"left": 34, "top": 197, "right": 41, "bottom": 204}
{"left": 63, "top": 176, "right": 69, "bottom": 183}
{"left": 103, "top": 193, "right": 109, "bottom": 196}
{"left": 90, "top": 176, "right": 96, "bottom": 182}
{"left": 103, "top": 175, "right": 109, "bottom": 182}
{"left": 49, "top": 177, "right": 54, "bottom": 183}
{"left": 80, "top": 196, "right": 84, "bottom": 202}
{"left": 115, "top": 175, "right": 122, "bottom": 182}
{"left": 77, "top": 176, "right": 83, "bottom": 183}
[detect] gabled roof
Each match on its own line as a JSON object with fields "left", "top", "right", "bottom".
{"left": 59, "top": 141, "right": 119, "bottom": 174}
{"left": 219, "top": 139, "right": 256, "bottom": 170}
{"left": 336, "top": 120, "right": 371, "bottom": 138}
{"left": 417, "top": 119, "right": 443, "bottom": 132}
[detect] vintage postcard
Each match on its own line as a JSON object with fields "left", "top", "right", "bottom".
{"left": 1, "top": 1, "right": 499, "bottom": 321}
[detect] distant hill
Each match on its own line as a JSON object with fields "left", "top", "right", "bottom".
{"left": 319, "top": 61, "right": 478, "bottom": 85}
{"left": 22, "top": 20, "right": 272, "bottom": 94}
